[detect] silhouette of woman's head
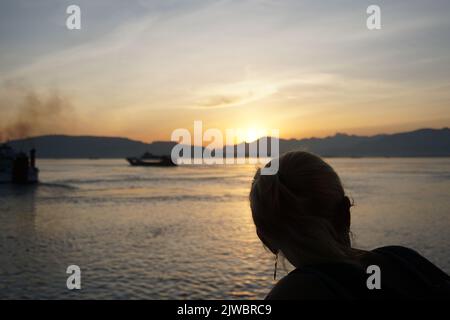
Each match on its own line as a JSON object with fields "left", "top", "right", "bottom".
{"left": 250, "top": 151, "right": 354, "bottom": 267}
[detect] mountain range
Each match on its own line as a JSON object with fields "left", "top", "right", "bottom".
{"left": 6, "top": 128, "right": 450, "bottom": 158}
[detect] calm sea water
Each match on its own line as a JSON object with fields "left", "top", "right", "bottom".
{"left": 0, "top": 158, "right": 449, "bottom": 299}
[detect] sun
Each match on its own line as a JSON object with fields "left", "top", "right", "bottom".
{"left": 245, "top": 128, "right": 260, "bottom": 143}
{"left": 237, "top": 127, "right": 266, "bottom": 143}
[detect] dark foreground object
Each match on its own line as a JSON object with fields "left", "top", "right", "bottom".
{"left": 266, "top": 246, "right": 450, "bottom": 300}
{"left": 0, "top": 144, "right": 39, "bottom": 184}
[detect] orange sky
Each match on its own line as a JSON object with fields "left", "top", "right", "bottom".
{"left": 1, "top": 1, "right": 450, "bottom": 143}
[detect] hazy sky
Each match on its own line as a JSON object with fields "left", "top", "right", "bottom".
{"left": 1, "top": 0, "right": 450, "bottom": 142}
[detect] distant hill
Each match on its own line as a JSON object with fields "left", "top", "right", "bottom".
{"left": 276, "top": 128, "right": 450, "bottom": 157}
{"left": 8, "top": 135, "right": 177, "bottom": 158}
{"left": 6, "top": 128, "right": 450, "bottom": 158}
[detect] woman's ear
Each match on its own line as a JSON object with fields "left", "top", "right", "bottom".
{"left": 333, "top": 196, "right": 351, "bottom": 233}
{"left": 340, "top": 196, "right": 351, "bottom": 231}
{"left": 342, "top": 204, "right": 351, "bottom": 231}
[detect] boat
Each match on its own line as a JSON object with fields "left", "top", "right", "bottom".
{"left": 126, "top": 152, "right": 177, "bottom": 167}
{"left": 0, "top": 144, "right": 39, "bottom": 184}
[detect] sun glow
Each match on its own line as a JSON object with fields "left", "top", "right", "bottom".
{"left": 237, "top": 127, "right": 267, "bottom": 143}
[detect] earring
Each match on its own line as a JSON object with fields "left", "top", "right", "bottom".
{"left": 273, "top": 252, "right": 278, "bottom": 280}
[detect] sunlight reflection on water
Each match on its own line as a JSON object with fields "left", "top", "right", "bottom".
{"left": 0, "top": 158, "right": 449, "bottom": 299}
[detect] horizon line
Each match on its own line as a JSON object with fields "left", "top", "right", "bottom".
{"left": 3, "top": 126, "right": 449, "bottom": 145}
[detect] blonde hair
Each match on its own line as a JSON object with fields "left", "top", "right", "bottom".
{"left": 250, "top": 151, "right": 357, "bottom": 266}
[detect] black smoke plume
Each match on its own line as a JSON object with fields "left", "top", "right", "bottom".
{"left": 0, "top": 88, "right": 76, "bottom": 142}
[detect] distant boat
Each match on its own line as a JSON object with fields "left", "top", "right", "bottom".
{"left": 0, "top": 144, "right": 39, "bottom": 184}
{"left": 126, "top": 152, "right": 177, "bottom": 167}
